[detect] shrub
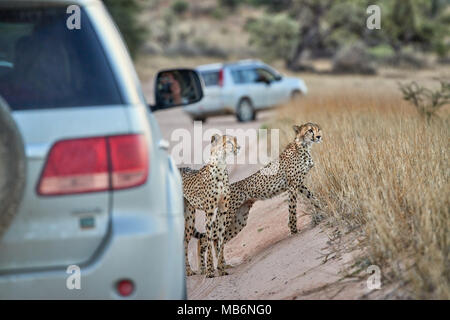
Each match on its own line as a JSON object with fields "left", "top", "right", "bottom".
{"left": 103, "top": 0, "right": 148, "bottom": 59}
{"left": 245, "top": 14, "right": 299, "bottom": 62}
{"left": 219, "top": 0, "right": 240, "bottom": 10}
{"left": 368, "top": 44, "right": 396, "bottom": 62}
{"left": 171, "top": 0, "right": 189, "bottom": 15}
{"left": 332, "top": 42, "right": 377, "bottom": 75}
{"left": 211, "top": 7, "right": 226, "bottom": 20}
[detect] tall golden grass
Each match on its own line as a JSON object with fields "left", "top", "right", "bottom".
{"left": 271, "top": 89, "right": 449, "bottom": 299}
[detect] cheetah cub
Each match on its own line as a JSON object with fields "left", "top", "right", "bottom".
{"left": 196, "top": 123, "right": 322, "bottom": 273}
{"left": 180, "top": 134, "right": 239, "bottom": 278}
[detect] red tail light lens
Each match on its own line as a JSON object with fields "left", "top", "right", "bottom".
{"left": 108, "top": 135, "right": 148, "bottom": 190}
{"left": 218, "top": 68, "right": 224, "bottom": 87}
{"left": 37, "top": 134, "right": 148, "bottom": 196}
{"left": 38, "top": 137, "right": 109, "bottom": 195}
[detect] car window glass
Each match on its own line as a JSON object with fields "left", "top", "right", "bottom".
{"left": 230, "top": 69, "right": 243, "bottom": 84}
{"left": 200, "top": 71, "right": 220, "bottom": 86}
{"left": 0, "top": 5, "right": 123, "bottom": 110}
{"left": 256, "top": 68, "right": 276, "bottom": 82}
{"left": 240, "top": 68, "right": 258, "bottom": 84}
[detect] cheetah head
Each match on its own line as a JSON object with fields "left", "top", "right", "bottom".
{"left": 210, "top": 134, "right": 240, "bottom": 159}
{"left": 293, "top": 123, "right": 322, "bottom": 146}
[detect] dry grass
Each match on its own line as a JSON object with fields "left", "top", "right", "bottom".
{"left": 270, "top": 88, "right": 449, "bottom": 299}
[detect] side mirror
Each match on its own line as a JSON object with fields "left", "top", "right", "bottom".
{"left": 151, "top": 69, "right": 204, "bottom": 112}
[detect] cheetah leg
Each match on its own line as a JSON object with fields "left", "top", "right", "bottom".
{"left": 216, "top": 198, "right": 230, "bottom": 276}
{"left": 205, "top": 208, "right": 216, "bottom": 278}
{"left": 196, "top": 234, "right": 204, "bottom": 274}
{"left": 217, "top": 215, "right": 234, "bottom": 273}
{"left": 219, "top": 199, "right": 254, "bottom": 270}
{"left": 213, "top": 239, "right": 220, "bottom": 260}
{"left": 198, "top": 234, "right": 207, "bottom": 275}
{"left": 299, "top": 185, "right": 321, "bottom": 210}
{"left": 299, "top": 185, "right": 323, "bottom": 225}
{"left": 288, "top": 189, "right": 298, "bottom": 234}
{"left": 217, "top": 236, "right": 229, "bottom": 273}
{"left": 184, "top": 201, "right": 196, "bottom": 276}
{"left": 197, "top": 215, "right": 219, "bottom": 275}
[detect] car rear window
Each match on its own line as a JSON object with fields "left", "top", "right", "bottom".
{"left": 200, "top": 70, "right": 220, "bottom": 87}
{"left": 0, "top": 5, "right": 123, "bottom": 110}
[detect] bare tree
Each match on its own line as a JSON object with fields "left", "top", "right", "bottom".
{"left": 399, "top": 79, "right": 450, "bottom": 121}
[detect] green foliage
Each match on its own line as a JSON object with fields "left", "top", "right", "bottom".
{"left": 103, "top": 0, "right": 148, "bottom": 60}
{"left": 368, "top": 44, "right": 396, "bottom": 61}
{"left": 246, "top": 0, "right": 450, "bottom": 69}
{"left": 171, "top": 0, "right": 189, "bottom": 15}
{"left": 376, "top": 0, "right": 450, "bottom": 54}
{"left": 212, "top": 7, "right": 227, "bottom": 20}
{"left": 324, "top": 2, "right": 366, "bottom": 51}
{"left": 245, "top": 14, "right": 299, "bottom": 62}
{"left": 219, "top": 0, "right": 240, "bottom": 9}
{"left": 245, "top": 0, "right": 292, "bottom": 12}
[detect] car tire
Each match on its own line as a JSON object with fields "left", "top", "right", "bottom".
{"left": 0, "top": 95, "right": 26, "bottom": 240}
{"left": 291, "top": 90, "right": 302, "bottom": 101}
{"left": 192, "top": 116, "right": 206, "bottom": 123}
{"left": 236, "top": 98, "right": 255, "bottom": 122}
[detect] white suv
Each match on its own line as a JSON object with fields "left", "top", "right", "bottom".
{"left": 0, "top": 0, "right": 203, "bottom": 299}
{"left": 184, "top": 60, "right": 308, "bottom": 122}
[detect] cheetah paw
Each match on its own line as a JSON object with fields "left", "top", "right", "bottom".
{"left": 186, "top": 269, "right": 196, "bottom": 277}
{"left": 218, "top": 270, "right": 229, "bottom": 276}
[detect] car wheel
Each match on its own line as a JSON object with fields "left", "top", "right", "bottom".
{"left": 192, "top": 116, "right": 206, "bottom": 123}
{"left": 291, "top": 90, "right": 302, "bottom": 101}
{"left": 236, "top": 98, "right": 255, "bottom": 122}
{"left": 0, "top": 95, "right": 26, "bottom": 240}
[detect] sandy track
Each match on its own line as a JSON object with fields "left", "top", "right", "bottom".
{"left": 151, "top": 104, "right": 382, "bottom": 300}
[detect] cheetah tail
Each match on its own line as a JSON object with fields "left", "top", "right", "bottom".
{"left": 193, "top": 228, "right": 206, "bottom": 239}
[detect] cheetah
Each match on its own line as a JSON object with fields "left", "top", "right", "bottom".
{"left": 180, "top": 134, "right": 240, "bottom": 278}
{"left": 195, "top": 123, "right": 323, "bottom": 274}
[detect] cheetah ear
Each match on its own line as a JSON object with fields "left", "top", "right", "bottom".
{"left": 293, "top": 125, "right": 302, "bottom": 134}
{"left": 211, "top": 134, "right": 221, "bottom": 145}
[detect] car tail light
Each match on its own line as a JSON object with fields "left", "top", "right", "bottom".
{"left": 218, "top": 68, "right": 224, "bottom": 87}
{"left": 116, "top": 279, "right": 135, "bottom": 297}
{"left": 37, "top": 134, "right": 148, "bottom": 196}
{"left": 108, "top": 135, "right": 148, "bottom": 190}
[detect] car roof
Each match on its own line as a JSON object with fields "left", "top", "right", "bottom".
{"left": 196, "top": 59, "right": 265, "bottom": 71}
